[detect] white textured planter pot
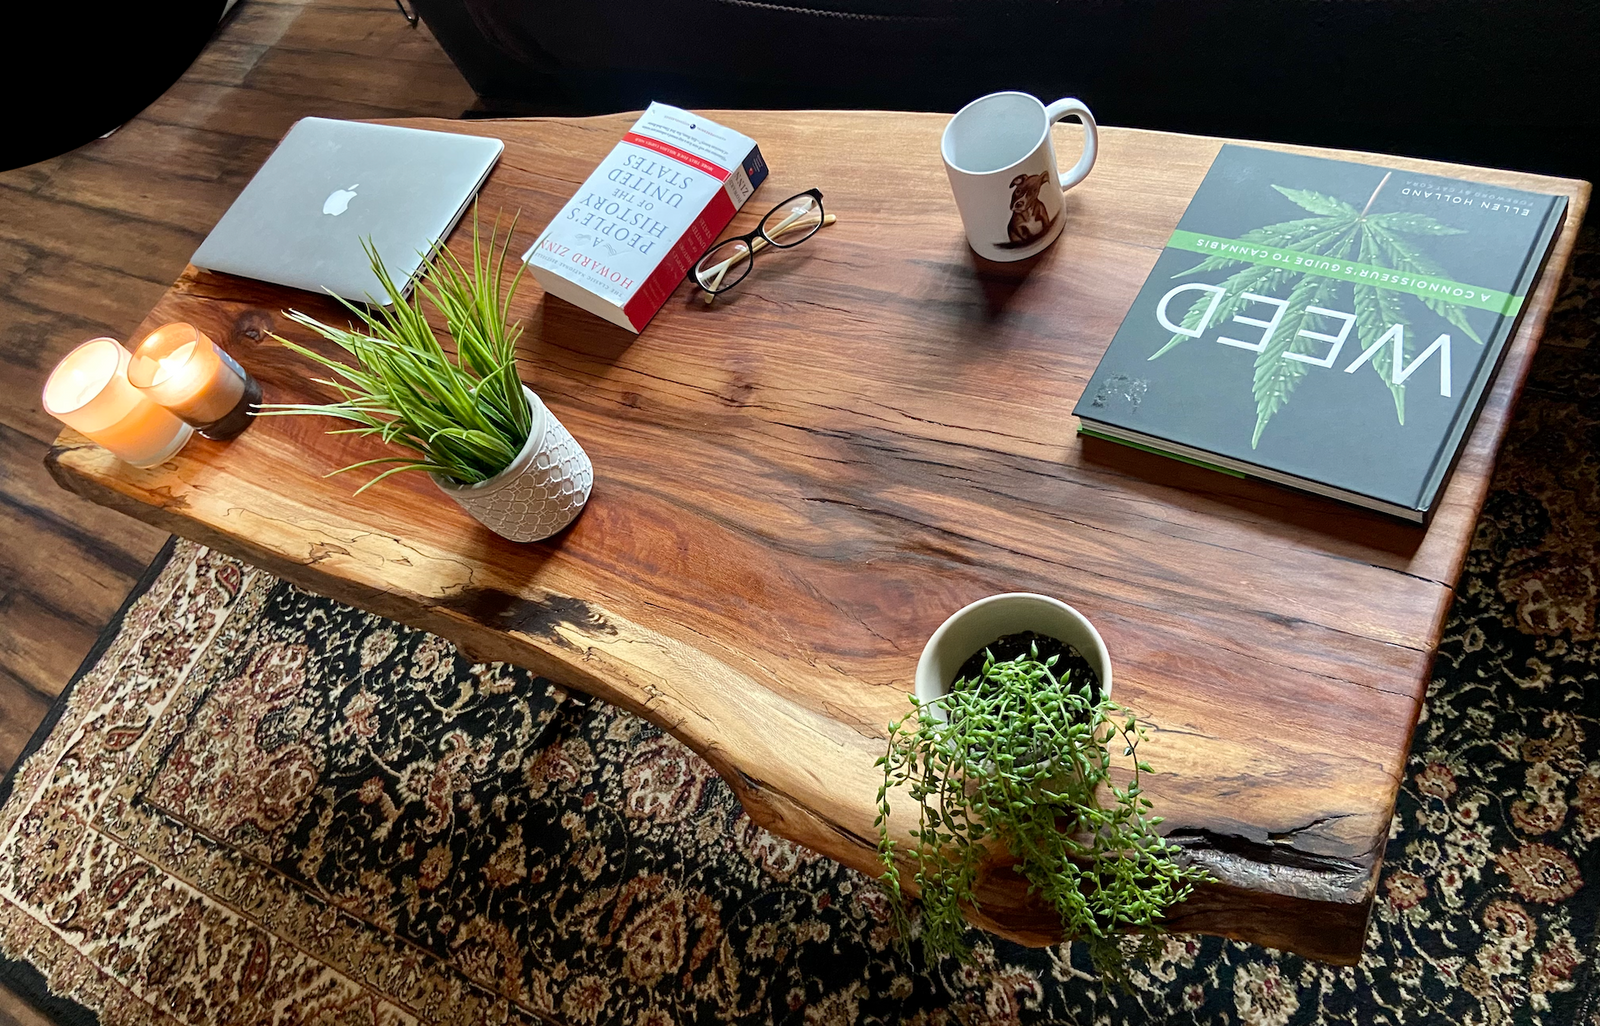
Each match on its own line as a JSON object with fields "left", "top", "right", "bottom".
{"left": 431, "top": 387, "right": 593, "bottom": 543}
{"left": 914, "top": 593, "right": 1112, "bottom": 708}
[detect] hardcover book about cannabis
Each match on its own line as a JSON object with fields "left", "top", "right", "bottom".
{"left": 1073, "top": 144, "right": 1566, "bottom": 523}
{"left": 523, "top": 103, "right": 768, "bottom": 333}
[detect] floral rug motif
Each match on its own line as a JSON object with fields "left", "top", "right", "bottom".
{"left": 2, "top": 227, "right": 1599, "bottom": 1025}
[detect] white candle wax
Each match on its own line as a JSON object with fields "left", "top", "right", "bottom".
{"left": 43, "top": 338, "right": 193, "bottom": 467}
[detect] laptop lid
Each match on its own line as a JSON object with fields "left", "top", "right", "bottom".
{"left": 191, "top": 117, "right": 504, "bottom": 305}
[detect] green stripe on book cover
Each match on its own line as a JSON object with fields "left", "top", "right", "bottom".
{"left": 1077, "top": 425, "right": 1247, "bottom": 477}
{"left": 1165, "top": 229, "right": 1525, "bottom": 315}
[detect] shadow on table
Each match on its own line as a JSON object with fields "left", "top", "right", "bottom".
{"left": 431, "top": 520, "right": 607, "bottom": 658}
{"left": 529, "top": 295, "right": 641, "bottom": 367}
{"left": 1078, "top": 434, "right": 1428, "bottom": 562}
{"left": 964, "top": 246, "right": 1053, "bottom": 321}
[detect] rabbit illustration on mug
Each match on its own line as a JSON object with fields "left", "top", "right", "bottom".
{"left": 1003, "top": 170, "right": 1057, "bottom": 246}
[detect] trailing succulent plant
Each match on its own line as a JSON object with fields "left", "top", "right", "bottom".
{"left": 874, "top": 641, "right": 1209, "bottom": 987}
{"left": 258, "top": 210, "right": 532, "bottom": 491}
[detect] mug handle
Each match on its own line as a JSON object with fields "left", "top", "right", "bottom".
{"left": 1043, "top": 98, "right": 1098, "bottom": 191}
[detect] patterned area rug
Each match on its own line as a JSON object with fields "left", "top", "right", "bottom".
{"left": 2, "top": 230, "right": 1598, "bottom": 1025}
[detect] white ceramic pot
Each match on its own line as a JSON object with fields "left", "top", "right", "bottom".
{"left": 431, "top": 387, "right": 593, "bottom": 543}
{"left": 914, "top": 592, "right": 1112, "bottom": 707}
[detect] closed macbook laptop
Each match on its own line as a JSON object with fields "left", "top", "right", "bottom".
{"left": 191, "top": 117, "right": 504, "bottom": 305}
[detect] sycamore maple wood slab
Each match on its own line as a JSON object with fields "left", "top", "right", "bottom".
{"left": 47, "top": 111, "right": 1589, "bottom": 962}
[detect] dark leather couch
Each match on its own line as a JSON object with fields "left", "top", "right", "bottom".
{"left": 414, "top": 0, "right": 1600, "bottom": 182}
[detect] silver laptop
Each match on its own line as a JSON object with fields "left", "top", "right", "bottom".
{"left": 192, "top": 117, "right": 503, "bottom": 305}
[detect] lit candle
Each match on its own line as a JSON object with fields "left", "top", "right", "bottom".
{"left": 153, "top": 341, "right": 198, "bottom": 386}
{"left": 127, "top": 322, "right": 260, "bottom": 440}
{"left": 43, "top": 338, "right": 193, "bottom": 467}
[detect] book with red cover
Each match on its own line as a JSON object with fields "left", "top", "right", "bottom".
{"left": 523, "top": 104, "right": 768, "bottom": 333}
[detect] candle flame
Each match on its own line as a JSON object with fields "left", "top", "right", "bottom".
{"left": 151, "top": 340, "right": 197, "bottom": 387}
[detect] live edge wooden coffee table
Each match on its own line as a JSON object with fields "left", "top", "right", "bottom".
{"left": 48, "top": 111, "right": 1589, "bottom": 963}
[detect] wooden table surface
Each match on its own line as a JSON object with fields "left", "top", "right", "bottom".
{"left": 47, "top": 111, "right": 1590, "bottom": 963}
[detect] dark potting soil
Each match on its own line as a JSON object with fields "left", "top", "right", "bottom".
{"left": 954, "top": 630, "right": 1101, "bottom": 693}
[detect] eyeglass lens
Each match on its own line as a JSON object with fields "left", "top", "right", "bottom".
{"left": 694, "top": 238, "right": 754, "bottom": 293}
{"left": 693, "top": 191, "right": 825, "bottom": 294}
{"left": 761, "top": 193, "right": 824, "bottom": 248}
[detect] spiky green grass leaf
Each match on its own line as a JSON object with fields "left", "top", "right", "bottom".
{"left": 257, "top": 208, "right": 530, "bottom": 488}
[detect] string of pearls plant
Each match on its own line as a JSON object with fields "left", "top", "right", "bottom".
{"left": 875, "top": 642, "right": 1211, "bottom": 988}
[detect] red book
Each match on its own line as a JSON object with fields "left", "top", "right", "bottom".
{"left": 524, "top": 103, "right": 768, "bottom": 333}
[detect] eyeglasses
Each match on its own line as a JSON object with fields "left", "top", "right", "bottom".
{"left": 691, "top": 189, "right": 832, "bottom": 298}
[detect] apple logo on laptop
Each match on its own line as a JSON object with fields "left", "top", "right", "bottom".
{"left": 322, "top": 184, "right": 359, "bottom": 216}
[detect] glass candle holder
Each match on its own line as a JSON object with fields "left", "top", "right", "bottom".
{"left": 127, "top": 322, "right": 261, "bottom": 440}
{"left": 43, "top": 338, "right": 193, "bottom": 468}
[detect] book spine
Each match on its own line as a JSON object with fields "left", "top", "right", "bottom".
{"left": 723, "top": 144, "right": 768, "bottom": 210}
{"left": 744, "top": 145, "right": 769, "bottom": 191}
{"left": 1416, "top": 195, "right": 1569, "bottom": 516}
{"left": 621, "top": 186, "right": 738, "bottom": 329}
{"left": 619, "top": 143, "right": 765, "bottom": 330}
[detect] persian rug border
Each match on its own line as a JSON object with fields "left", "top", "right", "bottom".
{"left": 0, "top": 536, "right": 181, "bottom": 1026}
{"left": 0, "top": 541, "right": 439, "bottom": 1026}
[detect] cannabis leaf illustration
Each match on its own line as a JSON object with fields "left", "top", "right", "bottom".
{"left": 1151, "top": 172, "right": 1475, "bottom": 447}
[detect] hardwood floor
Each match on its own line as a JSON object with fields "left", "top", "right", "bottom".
{"left": 0, "top": 0, "right": 476, "bottom": 775}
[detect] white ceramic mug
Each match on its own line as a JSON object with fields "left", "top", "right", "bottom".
{"left": 941, "top": 91, "right": 1099, "bottom": 262}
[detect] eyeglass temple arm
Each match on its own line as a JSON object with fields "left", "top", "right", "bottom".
{"left": 700, "top": 213, "right": 837, "bottom": 297}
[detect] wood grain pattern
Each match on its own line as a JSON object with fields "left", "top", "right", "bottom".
{"left": 47, "top": 111, "right": 1590, "bottom": 962}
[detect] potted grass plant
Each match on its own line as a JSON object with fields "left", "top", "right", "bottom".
{"left": 259, "top": 213, "right": 592, "bottom": 543}
{"left": 876, "top": 593, "right": 1209, "bottom": 988}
